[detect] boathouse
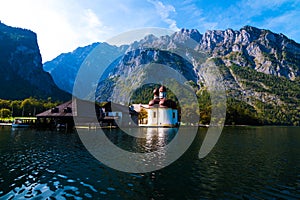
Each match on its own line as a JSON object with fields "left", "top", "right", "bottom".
{"left": 36, "top": 99, "right": 138, "bottom": 129}
{"left": 36, "top": 100, "right": 74, "bottom": 129}
{"left": 36, "top": 98, "right": 100, "bottom": 129}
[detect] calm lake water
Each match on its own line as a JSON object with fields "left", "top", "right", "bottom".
{"left": 0, "top": 126, "right": 299, "bottom": 199}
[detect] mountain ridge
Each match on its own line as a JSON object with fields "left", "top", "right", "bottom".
{"left": 45, "top": 25, "right": 300, "bottom": 84}
{"left": 44, "top": 25, "right": 300, "bottom": 125}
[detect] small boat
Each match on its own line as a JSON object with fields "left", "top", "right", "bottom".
{"left": 12, "top": 117, "right": 36, "bottom": 128}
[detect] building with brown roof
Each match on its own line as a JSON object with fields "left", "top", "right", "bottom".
{"left": 36, "top": 99, "right": 138, "bottom": 129}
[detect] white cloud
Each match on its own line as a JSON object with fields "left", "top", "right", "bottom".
{"left": 1, "top": 0, "right": 298, "bottom": 62}
{"left": 230, "top": 0, "right": 300, "bottom": 22}
{"left": 0, "top": 0, "right": 79, "bottom": 61}
{"left": 147, "top": 0, "right": 179, "bottom": 31}
{"left": 83, "top": 9, "right": 103, "bottom": 28}
{"left": 209, "top": 0, "right": 300, "bottom": 42}
{"left": 180, "top": 2, "right": 202, "bottom": 18}
{"left": 263, "top": 11, "right": 300, "bottom": 41}
{"left": 75, "top": 9, "right": 111, "bottom": 45}
{"left": 0, "top": 0, "right": 175, "bottom": 61}
{"left": 245, "top": 0, "right": 297, "bottom": 10}
{"left": 0, "top": 1, "right": 116, "bottom": 62}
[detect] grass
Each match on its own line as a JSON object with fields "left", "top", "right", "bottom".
{"left": 0, "top": 117, "right": 13, "bottom": 122}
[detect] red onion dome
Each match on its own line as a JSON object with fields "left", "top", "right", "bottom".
{"left": 149, "top": 99, "right": 160, "bottom": 106}
{"left": 149, "top": 100, "right": 155, "bottom": 106}
{"left": 159, "top": 85, "right": 167, "bottom": 92}
{"left": 153, "top": 88, "right": 159, "bottom": 96}
{"left": 159, "top": 99, "right": 177, "bottom": 109}
{"left": 159, "top": 98, "right": 166, "bottom": 105}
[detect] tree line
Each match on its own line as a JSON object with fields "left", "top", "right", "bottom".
{"left": 131, "top": 82, "right": 299, "bottom": 126}
{"left": 0, "top": 97, "right": 60, "bottom": 119}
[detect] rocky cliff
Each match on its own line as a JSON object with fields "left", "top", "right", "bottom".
{"left": 0, "top": 22, "right": 70, "bottom": 100}
{"left": 197, "top": 26, "right": 300, "bottom": 80}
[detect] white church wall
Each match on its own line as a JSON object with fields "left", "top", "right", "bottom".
{"left": 146, "top": 108, "right": 178, "bottom": 127}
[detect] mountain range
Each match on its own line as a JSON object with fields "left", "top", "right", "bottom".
{"left": 44, "top": 26, "right": 300, "bottom": 125}
{"left": 0, "top": 22, "right": 70, "bottom": 101}
{"left": 0, "top": 21, "right": 299, "bottom": 125}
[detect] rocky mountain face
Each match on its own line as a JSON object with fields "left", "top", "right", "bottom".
{"left": 43, "top": 42, "right": 127, "bottom": 94}
{"left": 198, "top": 26, "right": 300, "bottom": 80}
{"left": 45, "top": 26, "right": 300, "bottom": 125}
{"left": 0, "top": 22, "right": 70, "bottom": 100}
{"left": 46, "top": 26, "right": 300, "bottom": 88}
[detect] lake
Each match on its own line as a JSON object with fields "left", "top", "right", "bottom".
{"left": 0, "top": 126, "right": 299, "bottom": 199}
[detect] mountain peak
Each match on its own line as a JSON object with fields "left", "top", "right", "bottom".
{"left": 178, "top": 28, "right": 202, "bottom": 43}
{"left": 241, "top": 25, "right": 262, "bottom": 32}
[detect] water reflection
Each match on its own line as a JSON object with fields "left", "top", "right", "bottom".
{"left": 142, "top": 127, "right": 177, "bottom": 152}
{"left": 101, "top": 127, "right": 178, "bottom": 170}
{"left": 103, "top": 127, "right": 177, "bottom": 153}
{"left": 0, "top": 127, "right": 299, "bottom": 199}
{"left": 10, "top": 128, "right": 22, "bottom": 142}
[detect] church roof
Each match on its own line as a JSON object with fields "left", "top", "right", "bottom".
{"left": 147, "top": 85, "right": 177, "bottom": 109}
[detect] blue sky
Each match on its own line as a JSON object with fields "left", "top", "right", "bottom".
{"left": 0, "top": 0, "right": 299, "bottom": 61}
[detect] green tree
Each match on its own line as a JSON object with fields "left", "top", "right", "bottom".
{"left": 20, "top": 97, "right": 42, "bottom": 116}
{"left": 181, "top": 103, "right": 199, "bottom": 125}
{"left": 0, "top": 108, "right": 11, "bottom": 118}
{"left": 138, "top": 108, "right": 148, "bottom": 124}
{"left": 10, "top": 100, "right": 21, "bottom": 117}
{"left": 0, "top": 99, "right": 10, "bottom": 109}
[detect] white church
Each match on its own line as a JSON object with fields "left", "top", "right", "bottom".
{"left": 136, "top": 86, "right": 178, "bottom": 127}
